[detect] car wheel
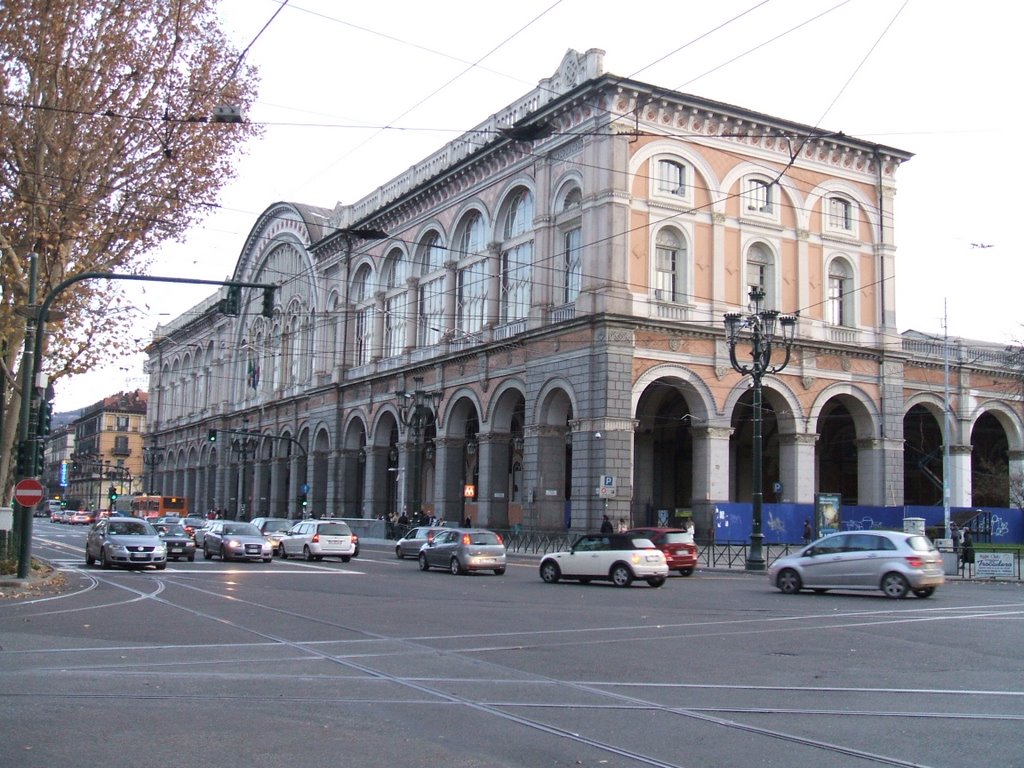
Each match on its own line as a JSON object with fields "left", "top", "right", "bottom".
{"left": 776, "top": 568, "right": 802, "bottom": 594}
{"left": 187, "top": 553, "right": 195, "bottom": 562}
{"left": 678, "top": 567, "right": 694, "bottom": 577}
{"left": 280, "top": 547, "right": 289, "bottom": 560}
{"left": 611, "top": 564, "right": 633, "bottom": 588}
{"left": 304, "top": 546, "right": 315, "bottom": 562}
{"left": 418, "top": 553, "right": 430, "bottom": 571}
{"left": 881, "top": 572, "right": 910, "bottom": 599}
{"left": 539, "top": 561, "right": 561, "bottom": 583}
{"left": 341, "top": 556, "right": 351, "bottom": 563}
{"left": 220, "top": 545, "right": 228, "bottom": 561}
{"left": 647, "top": 576, "right": 666, "bottom": 588}
{"left": 912, "top": 587, "right": 936, "bottom": 598}
{"left": 156, "top": 563, "right": 167, "bottom": 571}
{"left": 101, "top": 547, "right": 112, "bottom": 569}
{"left": 450, "top": 557, "right": 465, "bottom": 576}
{"left": 494, "top": 567, "right": 506, "bottom": 575}
{"left": 85, "top": 548, "right": 95, "bottom": 566}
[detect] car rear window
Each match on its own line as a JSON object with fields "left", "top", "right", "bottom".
{"left": 906, "top": 535, "right": 936, "bottom": 552}
{"left": 262, "top": 520, "right": 292, "bottom": 533}
{"left": 629, "top": 538, "right": 655, "bottom": 549}
{"left": 658, "top": 532, "right": 693, "bottom": 544}
{"left": 467, "top": 532, "right": 501, "bottom": 545}
{"left": 319, "top": 523, "right": 352, "bottom": 535}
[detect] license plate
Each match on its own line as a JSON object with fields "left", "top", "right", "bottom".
{"left": 170, "top": 547, "right": 183, "bottom": 553}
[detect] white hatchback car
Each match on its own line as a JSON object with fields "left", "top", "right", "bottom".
{"left": 539, "top": 533, "right": 668, "bottom": 587}
{"left": 280, "top": 520, "right": 358, "bottom": 562}
{"left": 767, "top": 530, "right": 945, "bottom": 598}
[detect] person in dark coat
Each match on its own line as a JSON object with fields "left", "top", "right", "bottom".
{"left": 600, "top": 514, "right": 614, "bottom": 534}
{"left": 961, "top": 527, "right": 975, "bottom": 569}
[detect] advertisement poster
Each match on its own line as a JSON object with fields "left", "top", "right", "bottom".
{"left": 816, "top": 493, "right": 841, "bottom": 535}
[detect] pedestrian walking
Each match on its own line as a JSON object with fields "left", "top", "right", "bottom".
{"left": 802, "top": 519, "right": 813, "bottom": 545}
{"left": 600, "top": 514, "right": 613, "bottom": 534}
{"left": 961, "top": 527, "right": 975, "bottom": 573}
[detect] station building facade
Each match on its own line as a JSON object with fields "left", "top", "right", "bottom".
{"left": 145, "top": 49, "right": 1023, "bottom": 537}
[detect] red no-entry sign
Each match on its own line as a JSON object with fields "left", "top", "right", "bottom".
{"left": 13, "top": 478, "right": 45, "bottom": 507}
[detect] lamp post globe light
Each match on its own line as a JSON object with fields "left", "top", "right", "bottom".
{"left": 723, "top": 286, "right": 798, "bottom": 571}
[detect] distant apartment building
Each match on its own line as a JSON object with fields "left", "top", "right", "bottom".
{"left": 144, "top": 50, "right": 1022, "bottom": 538}
{"left": 59, "top": 390, "right": 147, "bottom": 511}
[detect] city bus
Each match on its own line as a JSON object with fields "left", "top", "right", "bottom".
{"left": 130, "top": 495, "right": 189, "bottom": 520}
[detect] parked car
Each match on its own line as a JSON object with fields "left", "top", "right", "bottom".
{"left": 250, "top": 517, "right": 294, "bottom": 556}
{"left": 280, "top": 520, "right": 358, "bottom": 562}
{"left": 767, "top": 530, "right": 945, "bottom": 599}
{"left": 394, "top": 526, "right": 443, "bottom": 559}
{"left": 85, "top": 517, "right": 167, "bottom": 570}
{"left": 539, "top": 533, "right": 668, "bottom": 587}
{"left": 627, "top": 527, "right": 697, "bottom": 576}
{"left": 202, "top": 521, "right": 272, "bottom": 562}
{"left": 153, "top": 522, "right": 197, "bottom": 562}
{"left": 417, "top": 528, "right": 506, "bottom": 575}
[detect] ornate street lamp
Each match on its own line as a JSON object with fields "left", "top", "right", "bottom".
{"left": 396, "top": 376, "right": 442, "bottom": 520}
{"left": 723, "top": 286, "right": 798, "bottom": 571}
{"left": 142, "top": 445, "right": 164, "bottom": 495}
{"left": 231, "top": 427, "right": 260, "bottom": 520}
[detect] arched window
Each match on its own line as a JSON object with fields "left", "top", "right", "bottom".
{"left": 417, "top": 232, "right": 445, "bottom": 346}
{"left": 746, "top": 242, "right": 776, "bottom": 307}
{"left": 826, "top": 258, "right": 853, "bottom": 326}
{"left": 654, "top": 228, "right": 686, "bottom": 302}
{"left": 559, "top": 187, "right": 582, "bottom": 304}
{"left": 455, "top": 210, "right": 488, "bottom": 336}
{"left": 351, "top": 265, "right": 374, "bottom": 366}
{"left": 500, "top": 188, "right": 533, "bottom": 324}
{"left": 383, "top": 248, "right": 407, "bottom": 358}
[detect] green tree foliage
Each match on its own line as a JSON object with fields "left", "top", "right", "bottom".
{"left": 0, "top": 0, "right": 262, "bottom": 494}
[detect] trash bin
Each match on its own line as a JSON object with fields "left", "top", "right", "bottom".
{"left": 941, "top": 550, "right": 959, "bottom": 576}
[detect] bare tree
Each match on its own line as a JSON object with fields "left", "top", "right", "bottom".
{"left": 1, "top": 0, "right": 262, "bottom": 495}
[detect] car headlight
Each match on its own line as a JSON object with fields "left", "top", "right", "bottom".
{"left": 227, "top": 539, "right": 242, "bottom": 549}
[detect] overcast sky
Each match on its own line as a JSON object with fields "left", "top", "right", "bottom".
{"left": 54, "top": 0, "right": 1019, "bottom": 411}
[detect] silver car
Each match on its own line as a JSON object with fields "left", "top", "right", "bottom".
{"left": 85, "top": 517, "right": 167, "bottom": 570}
{"left": 280, "top": 520, "right": 358, "bottom": 562}
{"left": 767, "top": 530, "right": 945, "bottom": 598}
{"left": 202, "top": 521, "right": 272, "bottom": 562}
{"left": 394, "top": 526, "right": 444, "bottom": 559}
{"left": 417, "top": 528, "right": 506, "bottom": 575}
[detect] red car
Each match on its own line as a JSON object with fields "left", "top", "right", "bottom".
{"left": 627, "top": 528, "right": 697, "bottom": 576}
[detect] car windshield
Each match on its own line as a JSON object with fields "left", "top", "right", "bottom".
{"left": 262, "top": 520, "right": 292, "bottom": 533}
{"left": 319, "top": 523, "right": 351, "bottom": 535}
{"left": 109, "top": 522, "right": 153, "bottom": 536}
{"left": 223, "top": 523, "right": 261, "bottom": 536}
{"left": 156, "top": 524, "right": 187, "bottom": 536}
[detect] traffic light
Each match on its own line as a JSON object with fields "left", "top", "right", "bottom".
{"left": 37, "top": 399, "right": 53, "bottom": 438}
{"left": 34, "top": 438, "right": 45, "bottom": 473}
{"left": 208, "top": 429, "right": 217, "bottom": 442}
{"left": 16, "top": 439, "right": 30, "bottom": 475}
{"left": 261, "top": 286, "right": 276, "bottom": 318}
{"left": 221, "top": 285, "right": 241, "bottom": 316}
{"left": 298, "top": 493, "right": 308, "bottom": 510}
{"left": 108, "top": 485, "right": 118, "bottom": 502}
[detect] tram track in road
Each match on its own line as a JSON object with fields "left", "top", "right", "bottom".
{"left": 9, "top": 527, "right": 1023, "bottom": 766}
{"left": 8, "top": 566, "right": 1014, "bottom": 767}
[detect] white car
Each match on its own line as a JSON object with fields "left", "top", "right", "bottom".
{"left": 280, "top": 519, "right": 358, "bottom": 562}
{"left": 539, "top": 533, "right": 668, "bottom": 587}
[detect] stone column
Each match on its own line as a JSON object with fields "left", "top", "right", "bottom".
{"left": 475, "top": 432, "right": 511, "bottom": 528}
{"left": 950, "top": 444, "right": 973, "bottom": 508}
{"left": 779, "top": 431, "right": 817, "bottom": 504}
{"left": 691, "top": 424, "right": 733, "bottom": 503}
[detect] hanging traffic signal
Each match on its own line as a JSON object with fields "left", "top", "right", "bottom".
{"left": 208, "top": 429, "right": 217, "bottom": 442}
{"left": 261, "top": 286, "right": 276, "bottom": 318}
{"left": 221, "top": 285, "right": 241, "bottom": 315}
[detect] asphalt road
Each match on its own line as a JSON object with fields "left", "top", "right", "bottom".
{"left": 2, "top": 521, "right": 1022, "bottom": 768}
